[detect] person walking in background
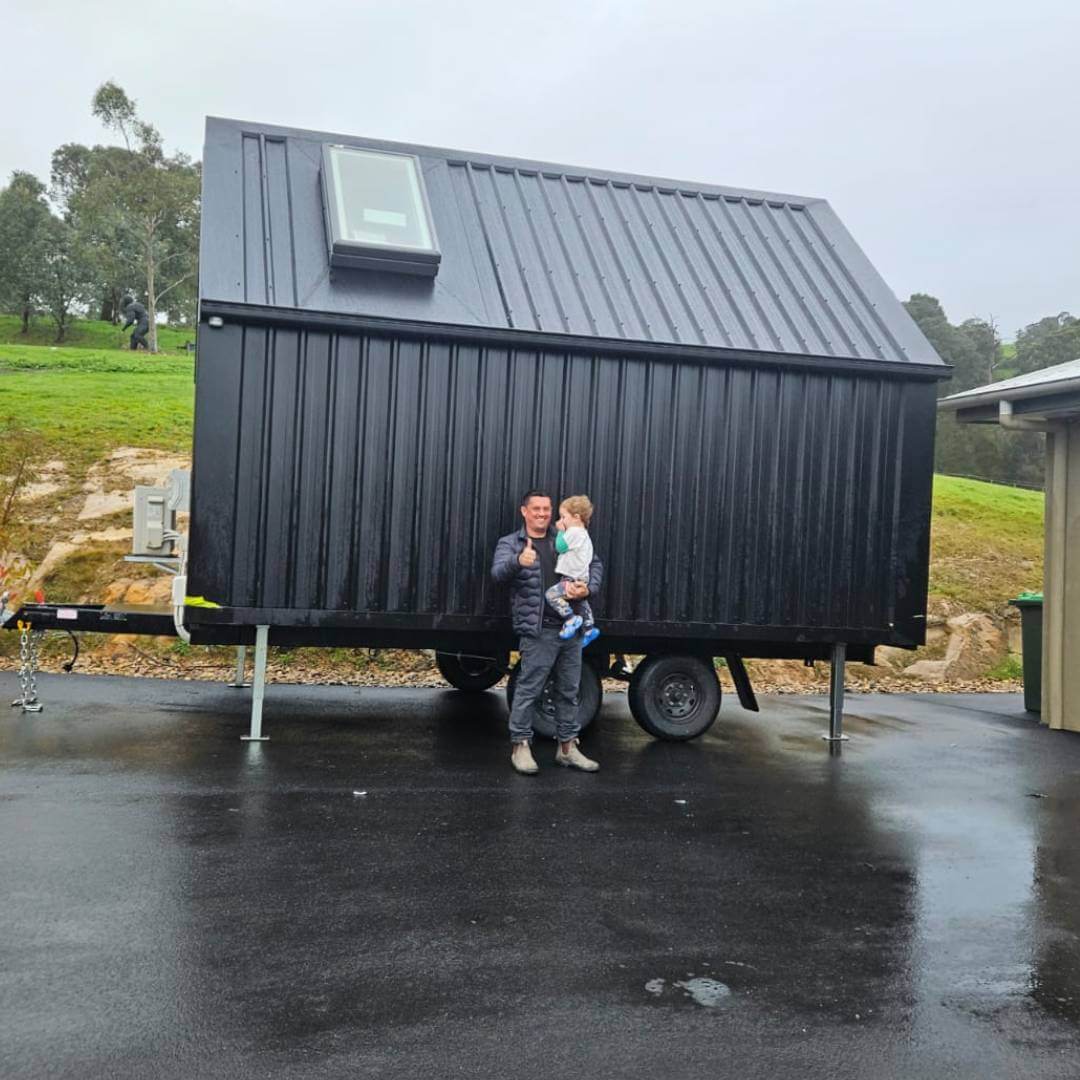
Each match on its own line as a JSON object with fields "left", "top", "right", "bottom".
{"left": 120, "top": 295, "right": 149, "bottom": 351}
{"left": 491, "top": 489, "right": 603, "bottom": 775}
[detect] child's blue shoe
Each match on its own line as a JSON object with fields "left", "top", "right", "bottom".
{"left": 581, "top": 627, "right": 601, "bottom": 648}
{"left": 559, "top": 615, "right": 583, "bottom": 640}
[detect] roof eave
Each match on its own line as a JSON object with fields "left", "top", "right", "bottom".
{"left": 939, "top": 374, "right": 1080, "bottom": 412}
{"left": 200, "top": 299, "right": 951, "bottom": 381}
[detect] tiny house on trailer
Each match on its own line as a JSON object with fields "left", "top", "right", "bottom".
{"left": 189, "top": 117, "right": 947, "bottom": 739}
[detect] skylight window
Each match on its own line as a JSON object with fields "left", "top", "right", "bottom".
{"left": 320, "top": 144, "right": 441, "bottom": 276}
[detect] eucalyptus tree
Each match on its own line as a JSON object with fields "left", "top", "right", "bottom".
{"left": 51, "top": 142, "right": 139, "bottom": 322}
{"left": 1014, "top": 313, "right": 1080, "bottom": 375}
{"left": 0, "top": 172, "right": 53, "bottom": 332}
{"left": 38, "top": 216, "right": 97, "bottom": 342}
{"left": 71, "top": 82, "right": 200, "bottom": 350}
{"left": 906, "top": 294, "right": 1044, "bottom": 490}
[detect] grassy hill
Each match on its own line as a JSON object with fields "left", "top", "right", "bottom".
{"left": 929, "top": 475, "right": 1043, "bottom": 609}
{"left": 0, "top": 345, "right": 193, "bottom": 467}
{"left": 0, "top": 314, "right": 194, "bottom": 353}
{"left": 0, "top": 327, "right": 1046, "bottom": 684}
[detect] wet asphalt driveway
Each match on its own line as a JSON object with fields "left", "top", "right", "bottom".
{"left": 3, "top": 672, "right": 1080, "bottom": 1079}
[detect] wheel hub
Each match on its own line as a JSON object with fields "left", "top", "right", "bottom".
{"left": 656, "top": 673, "right": 698, "bottom": 720}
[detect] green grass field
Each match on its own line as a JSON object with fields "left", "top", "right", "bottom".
{"left": 0, "top": 314, "right": 194, "bottom": 354}
{"left": 0, "top": 344, "right": 193, "bottom": 465}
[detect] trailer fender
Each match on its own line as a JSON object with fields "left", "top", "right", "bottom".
{"left": 722, "top": 653, "right": 759, "bottom": 712}
{"left": 435, "top": 651, "right": 510, "bottom": 692}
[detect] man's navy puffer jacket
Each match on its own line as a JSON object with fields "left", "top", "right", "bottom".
{"left": 491, "top": 527, "right": 604, "bottom": 638}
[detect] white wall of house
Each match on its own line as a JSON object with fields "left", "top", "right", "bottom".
{"left": 1043, "top": 421, "right": 1080, "bottom": 731}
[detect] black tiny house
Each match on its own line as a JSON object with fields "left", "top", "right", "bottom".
{"left": 186, "top": 116, "right": 948, "bottom": 739}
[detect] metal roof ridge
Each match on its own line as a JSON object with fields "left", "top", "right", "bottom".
{"left": 204, "top": 115, "right": 825, "bottom": 209}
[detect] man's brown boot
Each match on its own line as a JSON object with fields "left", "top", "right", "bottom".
{"left": 555, "top": 739, "right": 599, "bottom": 772}
{"left": 511, "top": 742, "right": 539, "bottom": 775}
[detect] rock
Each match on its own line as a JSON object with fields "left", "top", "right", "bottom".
{"left": 96, "top": 635, "right": 140, "bottom": 658}
{"left": 903, "top": 612, "right": 1007, "bottom": 681}
{"left": 77, "top": 449, "right": 191, "bottom": 520}
{"left": 103, "top": 579, "right": 133, "bottom": 605}
{"left": 20, "top": 480, "right": 65, "bottom": 501}
{"left": 70, "top": 528, "right": 130, "bottom": 544}
{"left": 744, "top": 659, "right": 829, "bottom": 691}
{"left": 77, "top": 491, "right": 132, "bottom": 520}
{"left": 902, "top": 658, "right": 950, "bottom": 682}
{"left": 945, "top": 613, "right": 1008, "bottom": 674}
{"left": 873, "top": 645, "right": 915, "bottom": 670}
{"left": 123, "top": 579, "right": 170, "bottom": 605}
{"left": 17, "top": 459, "right": 68, "bottom": 502}
{"left": 126, "top": 457, "right": 190, "bottom": 486}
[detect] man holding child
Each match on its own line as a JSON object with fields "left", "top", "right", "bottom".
{"left": 490, "top": 489, "right": 603, "bottom": 775}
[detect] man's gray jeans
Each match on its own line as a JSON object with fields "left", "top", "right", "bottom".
{"left": 509, "top": 628, "right": 582, "bottom": 744}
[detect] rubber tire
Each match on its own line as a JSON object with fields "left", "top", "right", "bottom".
{"left": 628, "top": 654, "right": 721, "bottom": 741}
{"left": 435, "top": 651, "right": 509, "bottom": 692}
{"left": 505, "top": 658, "right": 603, "bottom": 740}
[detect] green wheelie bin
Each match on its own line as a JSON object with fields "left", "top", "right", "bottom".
{"left": 1009, "top": 592, "right": 1043, "bottom": 713}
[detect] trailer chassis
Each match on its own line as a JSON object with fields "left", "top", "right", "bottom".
{"left": 3, "top": 602, "right": 855, "bottom": 746}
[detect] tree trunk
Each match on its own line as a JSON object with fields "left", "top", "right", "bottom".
{"left": 146, "top": 229, "right": 158, "bottom": 353}
{"left": 100, "top": 293, "right": 115, "bottom": 323}
{"left": 20, "top": 297, "right": 30, "bottom": 334}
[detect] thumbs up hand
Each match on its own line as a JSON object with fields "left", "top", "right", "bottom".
{"left": 518, "top": 536, "right": 538, "bottom": 567}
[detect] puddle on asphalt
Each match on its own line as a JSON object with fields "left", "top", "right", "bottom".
{"left": 645, "top": 976, "right": 732, "bottom": 1007}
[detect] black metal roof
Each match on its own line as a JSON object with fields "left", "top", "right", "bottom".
{"left": 201, "top": 116, "right": 943, "bottom": 368}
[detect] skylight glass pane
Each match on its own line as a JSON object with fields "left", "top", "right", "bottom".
{"left": 329, "top": 146, "right": 433, "bottom": 252}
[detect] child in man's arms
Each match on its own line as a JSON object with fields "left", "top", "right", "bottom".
{"left": 545, "top": 494, "right": 600, "bottom": 647}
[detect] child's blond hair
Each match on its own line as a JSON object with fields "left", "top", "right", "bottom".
{"left": 560, "top": 494, "right": 593, "bottom": 526}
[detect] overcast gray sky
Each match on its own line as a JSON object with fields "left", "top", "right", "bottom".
{"left": 5, "top": 0, "right": 1077, "bottom": 338}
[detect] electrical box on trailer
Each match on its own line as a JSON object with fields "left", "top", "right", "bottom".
{"left": 133, "top": 486, "right": 175, "bottom": 556}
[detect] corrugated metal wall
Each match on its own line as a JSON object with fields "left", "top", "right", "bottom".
{"left": 189, "top": 322, "right": 935, "bottom": 644}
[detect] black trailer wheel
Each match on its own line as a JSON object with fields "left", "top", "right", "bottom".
{"left": 435, "top": 651, "right": 509, "bottom": 692}
{"left": 505, "top": 659, "right": 603, "bottom": 740}
{"left": 628, "top": 655, "right": 721, "bottom": 741}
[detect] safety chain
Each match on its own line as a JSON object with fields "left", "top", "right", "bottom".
{"left": 10, "top": 621, "right": 44, "bottom": 713}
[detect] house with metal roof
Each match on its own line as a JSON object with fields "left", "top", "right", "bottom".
{"left": 940, "top": 359, "right": 1080, "bottom": 733}
{"left": 188, "top": 116, "right": 948, "bottom": 741}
